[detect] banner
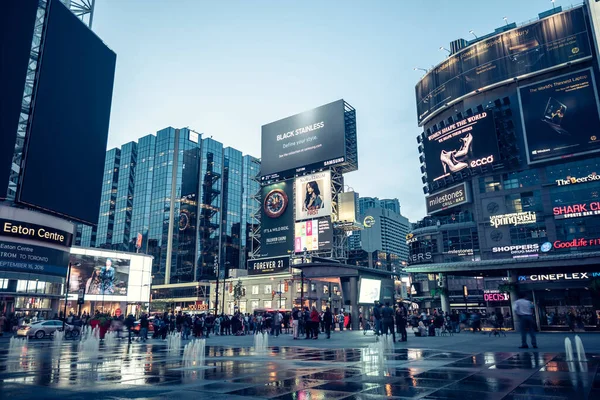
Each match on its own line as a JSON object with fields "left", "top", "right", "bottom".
{"left": 519, "top": 68, "right": 600, "bottom": 164}
{"left": 260, "top": 180, "right": 294, "bottom": 257}
{"left": 416, "top": 7, "right": 591, "bottom": 125}
{"left": 294, "top": 218, "right": 332, "bottom": 253}
{"left": 247, "top": 256, "right": 290, "bottom": 276}
{"left": 294, "top": 171, "right": 332, "bottom": 221}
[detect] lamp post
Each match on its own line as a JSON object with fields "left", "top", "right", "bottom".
{"left": 439, "top": 46, "right": 451, "bottom": 54}
{"left": 62, "top": 262, "right": 81, "bottom": 331}
{"left": 469, "top": 30, "right": 477, "bottom": 39}
{"left": 213, "top": 255, "right": 219, "bottom": 315}
{"left": 503, "top": 17, "right": 509, "bottom": 26}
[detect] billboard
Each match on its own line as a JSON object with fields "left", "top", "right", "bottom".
{"left": 260, "top": 180, "right": 294, "bottom": 257}
{"left": 67, "top": 254, "right": 130, "bottom": 297}
{"left": 518, "top": 69, "right": 600, "bottom": 164}
{"left": 16, "top": 0, "right": 117, "bottom": 224}
{"left": 338, "top": 191, "right": 357, "bottom": 223}
{"left": 0, "top": 0, "right": 38, "bottom": 199}
{"left": 0, "top": 240, "right": 70, "bottom": 277}
{"left": 425, "top": 182, "right": 470, "bottom": 214}
{"left": 294, "top": 218, "right": 333, "bottom": 253}
{"left": 261, "top": 100, "right": 346, "bottom": 179}
{"left": 423, "top": 112, "right": 498, "bottom": 183}
{"left": 247, "top": 256, "right": 290, "bottom": 276}
{"left": 415, "top": 6, "right": 591, "bottom": 125}
{"left": 294, "top": 171, "right": 332, "bottom": 221}
{"left": 358, "top": 278, "right": 381, "bottom": 304}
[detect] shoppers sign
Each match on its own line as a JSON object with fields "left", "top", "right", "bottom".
{"left": 553, "top": 201, "right": 600, "bottom": 219}
{"left": 518, "top": 272, "right": 600, "bottom": 282}
{"left": 492, "top": 244, "right": 539, "bottom": 256}
{"left": 489, "top": 211, "right": 537, "bottom": 228}
{"left": 425, "top": 182, "right": 470, "bottom": 214}
{"left": 556, "top": 172, "right": 600, "bottom": 186}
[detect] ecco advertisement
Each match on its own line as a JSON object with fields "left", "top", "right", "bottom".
{"left": 424, "top": 112, "right": 498, "bottom": 184}
{"left": 416, "top": 6, "right": 591, "bottom": 125}
{"left": 261, "top": 100, "right": 346, "bottom": 179}
{"left": 0, "top": 240, "right": 70, "bottom": 277}
{"left": 426, "top": 182, "right": 470, "bottom": 214}
{"left": 519, "top": 69, "right": 600, "bottom": 164}
{"left": 260, "top": 180, "right": 294, "bottom": 258}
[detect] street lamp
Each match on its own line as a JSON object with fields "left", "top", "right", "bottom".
{"left": 62, "top": 262, "right": 81, "bottom": 331}
{"left": 469, "top": 30, "right": 477, "bottom": 39}
{"left": 439, "top": 46, "right": 451, "bottom": 54}
{"left": 503, "top": 17, "right": 509, "bottom": 26}
{"left": 413, "top": 67, "right": 428, "bottom": 72}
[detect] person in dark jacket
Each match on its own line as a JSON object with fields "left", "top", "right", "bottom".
{"left": 381, "top": 302, "right": 396, "bottom": 342}
{"left": 395, "top": 303, "right": 408, "bottom": 342}
{"left": 304, "top": 308, "right": 311, "bottom": 339}
{"left": 140, "top": 314, "right": 149, "bottom": 342}
{"left": 125, "top": 314, "right": 135, "bottom": 343}
{"left": 324, "top": 307, "right": 333, "bottom": 339}
{"left": 310, "top": 306, "right": 320, "bottom": 339}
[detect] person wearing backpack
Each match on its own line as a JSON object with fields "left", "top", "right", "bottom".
{"left": 373, "top": 303, "right": 382, "bottom": 337}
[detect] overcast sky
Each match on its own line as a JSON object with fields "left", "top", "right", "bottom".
{"left": 93, "top": 0, "right": 562, "bottom": 222}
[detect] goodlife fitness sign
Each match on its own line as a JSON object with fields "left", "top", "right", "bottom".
{"left": 553, "top": 201, "right": 600, "bottom": 219}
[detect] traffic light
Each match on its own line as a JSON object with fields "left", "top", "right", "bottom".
{"left": 272, "top": 290, "right": 276, "bottom": 300}
{"left": 284, "top": 281, "right": 289, "bottom": 293}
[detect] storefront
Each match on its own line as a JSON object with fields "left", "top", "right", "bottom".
{"left": 0, "top": 206, "right": 74, "bottom": 319}
{"left": 60, "top": 247, "right": 153, "bottom": 318}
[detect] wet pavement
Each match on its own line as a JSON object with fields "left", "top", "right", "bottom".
{"left": 1, "top": 335, "right": 599, "bottom": 399}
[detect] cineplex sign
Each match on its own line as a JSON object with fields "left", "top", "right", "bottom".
{"left": 518, "top": 272, "right": 600, "bottom": 282}
{"left": 553, "top": 202, "right": 600, "bottom": 220}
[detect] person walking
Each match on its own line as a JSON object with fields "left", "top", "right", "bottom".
{"left": 381, "top": 302, "right": 396, "bottom": 342}
{"left": 324, "top": 307, "right": 333, "bottom": 339}
{"left": 310, "top": 306, "right": 320, "bottom": 339}
{"left": 513, "top": 293, "right": 538, "bottom": 349}
{"left": 373, "top": 303, "right": 382, "bottom": 337}
{"left": 395, "top": 303, "right": 408, "bottom": 342}
{"left": 125, "top": 314, "right": 135, "bottom": 344}
{"left": 292, "top": 307, "right": 300, "bottom": 340}
{"left": 140, "top": 314, "right": 149, "bottom": 342}
{"left": 303, "top": 307, "right": 311, "bottom": 339}
{"left": 0, "top": 313, "right": 6, "bottom": 336}
{"left": 338, "top": 312, "right": 344, "bottom": 331}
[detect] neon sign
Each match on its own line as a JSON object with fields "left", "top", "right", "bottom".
{"left": 489, "top": 211, "right": 537, "bottom": 228}
{"left": 553, "top": 202, "right": 600, "bottom": 219}
{"left": 483, "top": 291, "right": 509, "bottom": 302}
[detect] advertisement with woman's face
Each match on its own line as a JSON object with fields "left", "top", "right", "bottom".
{"left": 295, "top": 171, "right": 332, "bottom": 221}
{"left": 68, "top": 255, "right": 129, "bottom": 296}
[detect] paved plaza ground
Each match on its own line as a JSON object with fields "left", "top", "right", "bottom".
{"left": 1, "top": 329, "right": 599, "bottom": 399}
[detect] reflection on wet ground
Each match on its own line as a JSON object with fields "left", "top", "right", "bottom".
{"left": 0, "top": 339, "right": 598, "bottom": 399}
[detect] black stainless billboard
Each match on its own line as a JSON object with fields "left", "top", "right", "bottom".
{"left": 260, "top": 180, "right": 294, "bottom": 258}
{"left": 423, "top": 112, "right": 499, "bottom": 184}
{"left": 16, "top": 0, "right": 116, "bottom": 224}
{"left": 426, "top": 182, "right": 470, "bottom": 214}
{"left": 519, "top": 68, "right": 600, "bottom": 164}
{"left": 261, "top": 100, "right": 346, "bottom": 180}
{"left": 416, "top": 6, "right": 591, "bottom": 125}
{"left": 247, "top": 256, "right": 290, "bottom": 276}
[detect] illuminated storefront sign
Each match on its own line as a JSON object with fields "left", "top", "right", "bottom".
{"left": 444, "top": 249, "right": 474, "bottom": 256}
{"left": 489, "top": 211, "right": 537, "bottom": 228}
{"left": 518, "top": 272, "right": 600, "bottom": 282}
{"left": 483, "top": 290, "right": 509, "bottom": 302}
{"left": 556, "top": 172, "right": 600, "bottom": 186}
{"left": 553, "top": 202, "right": 600, "bottom": 219}
{"left": 553, "top": 238, "right": 600, "bottom": 249}
{"left": 492, "top": 244, "right": 539, "bottom": 256}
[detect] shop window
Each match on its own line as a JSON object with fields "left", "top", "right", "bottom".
{"left": 251, "top": 300, "right": 259, "bottom": 310}
{"left": 0, "top": 279, "right": 8, "bottom": 289}
{"left": 310, "top": 283, "right": 316, "bottom": 292}
{"left": 323, "top": 285, "right": 329, "bottom": 294}
{"left": 263, "top": 300, "right": 272, "bottom": 308}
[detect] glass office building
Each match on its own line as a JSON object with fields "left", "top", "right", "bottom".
{"left": 76, "top": 127, "right": 260, "bottom": 307}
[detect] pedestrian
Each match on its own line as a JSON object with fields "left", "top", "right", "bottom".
{"left": 324, "top": 307, "right": 333, "bottom": 339}
{"left": 373, "top": 303, "right": 382, "bottom": 336}
{"left": 274, "top": 311, "right": 282, "bottom": 337}
{"left": 310, "top": 306, "right": 320, "bottom": 339}
{"left": 450, "top": 310, "right": 459, "bottom": 333}
{"left": 381, "top": 302, "right": 396, "bottom": 342}
{"left": 304, "top": 307, "right": 311, "bottom": 339}
{"left": 292, "top": 307, "right": 300, "bottom": 339}
{"left": 434, "top": 312, "right": 444, "bottom": 336}
{"left": 140, "top": 314, "right": 149, "bottom": 342}
{"left": 338, "top": 312, "right": 344, "bottom": 331}
{"left": 513, "top": 293, "right": 538, "bottom": 349}
{"left": 125, "top": 314, "right": 135, "bottom": 343}
{"left": 0, "top": 313, "right": 6, "bottom": 336}
{"left": 395, "top": 303, "right": 408, "bottom": 342}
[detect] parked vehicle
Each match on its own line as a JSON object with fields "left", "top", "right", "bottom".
{"left": 16, "top": 320, "right": 68, "bottom": 339}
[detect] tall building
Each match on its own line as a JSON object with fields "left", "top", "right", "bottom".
{"left": 76, "top": 127, "right": 260, "bottom": 309}
{"left": 407, "top": 1, "right": 600, "bottom": 331}
{"left": 349, "top": 196, "right": 410, "bottom": 270}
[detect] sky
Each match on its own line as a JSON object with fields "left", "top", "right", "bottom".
{"left": 92, "top": 0, "right": 564, "bottom": 222}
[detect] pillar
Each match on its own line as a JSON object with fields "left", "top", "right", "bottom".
{"left": 439, "top": 273, "right": 450, "bottom": 314}
{"left": 507, "top": 270, "right": 519, "bottom": 331}
{"left": 349, "top": 276, "right": 360, "bottom": 330}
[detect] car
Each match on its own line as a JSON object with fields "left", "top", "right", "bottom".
{"left": 132, "top": 319, "right": 155, "bottom": 335}
{"left": 16, "top": 320, "right": 69, "bottom": 339}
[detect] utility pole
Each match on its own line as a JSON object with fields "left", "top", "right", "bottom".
{"left": 213, "top": 255, "right": 219, "bottom": 315}
{"left": 278, "top": 280, "right": 282, "bottom": 309}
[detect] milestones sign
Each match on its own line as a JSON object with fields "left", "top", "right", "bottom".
{"left": 426, "top": 182, "right": 470, "bottom": 214}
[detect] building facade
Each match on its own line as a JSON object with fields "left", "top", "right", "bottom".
{"left": 407, "top": 2, "right": 600, "bottom": 331}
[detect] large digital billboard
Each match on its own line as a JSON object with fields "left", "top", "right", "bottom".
{"left": 358, "top": 278, "right": 381, "bottom": 304}
{"left": 261, "top": 100, "right": 346, "bottom": 180}
{"left": 294, "top": 171, "right": 332, "bottom": 221}
{"left": 16, "top": 0, "right": 116, "bottom": 224}
{"left": 260, "top": 180, "right": 294, "bottom": 257}
{"left": 415, "top": 6, "right": 591, "bottom": 125}
{"left": 423, "top": 112, "right": 498, "bottom": 184}
{"left": 0, "top": 0, "right": 38, "bottom": 199}
{"left": 294, "top": 218, "right": 333, "bottom": 253}
{"left": 67, "top": 254, "right": 130, "bottom": 297}
{"left": 0, "top": 240, "right": 70, "bottom": 277}
{"left": 519, "top": 69, "right": 600, "bottom": 164}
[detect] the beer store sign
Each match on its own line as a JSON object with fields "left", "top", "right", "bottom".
{"left": 556, "top": 172, "right": 600, "bottom": 186}
{"left": 518, "top": 272, "right": 600, "bottom": 282}
{"left": 489, "top": 211, "right": 537, "bottom": 228}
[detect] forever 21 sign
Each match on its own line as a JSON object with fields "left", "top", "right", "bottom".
{"left": 248, "top": 257, "right": 290, "bottom": 275}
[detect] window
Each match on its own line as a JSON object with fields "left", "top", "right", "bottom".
{"left": 310, "top": 283, "right": 316, "bottom": 292}
{"left": 0, "top": 279, "right": 8, "bottom": 289}
{"left": 505, "top": 191, "right": 542, "bottom": 213}
{"left": 264, "top": 284, "right": 272, "bottom": 294}
{"left": 277, "top": 299, "right": 286, "bottom": 309}
{"left": 479, "top": 176, "right": 502, "bottom": 193}
{"left": 278, "top": 283, "right": 285, "bottom": 293}
{"left": 252, "top": 285, "right": 259, "bottom": 295}
{"left": 263, "top": 300, "right": 272, "bottom": 308}
{"left": 296, "top": 283, "right": 302, "bottom": 293}
{"left": 510, "top": 223, "right": 547, "bottom": 245}
{"left": 333, "top": 286, "right": 340, "bottom": 295}
{"left": 323, "top": 285, "right": 329, "bottom": 294}
{"left": 251, "top": 300, "right": 259, "bottom": 310}
{"left": 442, "top": 228, "right": 479, "bottom": 253}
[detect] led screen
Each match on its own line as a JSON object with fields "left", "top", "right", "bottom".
{"left": 294, "top": 171, "right": 332, "bottom": 221}
{"left": 260, "top": 180, "right": 294, "bottom": 258}
{"left": 17, "top": 0, "right": 116, "bottom": 224}
{"left": 294, "top": 218, "right": 332, "bottom": 253}
{"left": 68, "top": 254, "right": 130, "bottom": 297}
{"left": 359, "top": 278, "right": 382, "bottom": 304}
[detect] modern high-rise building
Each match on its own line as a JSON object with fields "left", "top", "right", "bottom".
{"left": 358, "top": 197, "right": 401, "bottom": 216}
{"left": 76, "top": 127, "right": 260, "bottom": 309}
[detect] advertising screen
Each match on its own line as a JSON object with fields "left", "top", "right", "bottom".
{"left": 415, "top": 7, "right": 591, "bottom": 125}
{"left": 0, "top": 240, "right": 70, "bottom": 277}
{"left": 247, "top": 256, "right": 290, "bottom": 276}
{"left": 294, "top": 218, "right": 332, "bottom": 253}
{"left": 16, "top": 0, "right": 116, "bottom": 224}
{"left": 68, "top": 254, "right": 130, "bottom": 297}
{"left": 423, "top": 112, "right": 498, "bottom": 184}
{"left": 358, "top": 278, "right": 381, "bottom": 304}
{"left": 261, "top": 100, "right": 346, "bottom": 179}
{"left": 260, "top": 180, "right": 294, "bottom": 258}
{"left": 425, "top": 182, "right": 470, "bottom": 214}
{"left": 519, "top": 69, "right": 600, "bottom": 164}
{"left": 0, "top": 0, "right": 38, "bottom": 199}
{"left": 294, "top": 171, "right": 332, "bottom": 221}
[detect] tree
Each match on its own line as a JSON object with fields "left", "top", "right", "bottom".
{"left": 233, "top": 279, "right": 244, "bottom": 305}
